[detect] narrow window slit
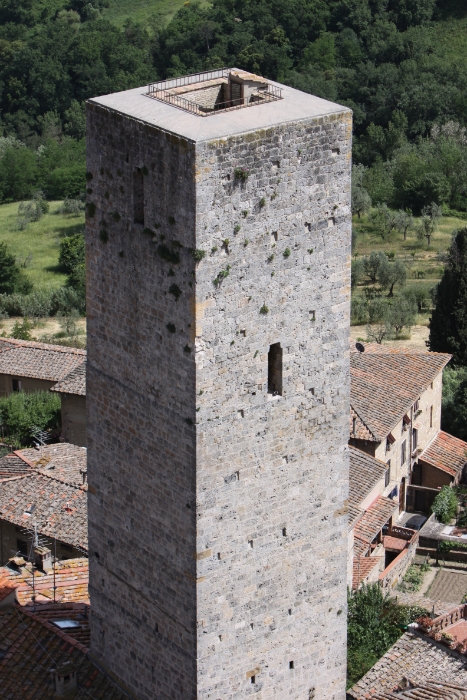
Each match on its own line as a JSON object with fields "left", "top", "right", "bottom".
{"left": 268, "top": 343, "right": 283, "bottom": 396}
{"left": 133, "top": 168, "right": 144, "bottom": 225}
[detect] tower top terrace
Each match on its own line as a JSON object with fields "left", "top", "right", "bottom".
{"left": 88, "top": 67, "right": 351, "bottom": 142}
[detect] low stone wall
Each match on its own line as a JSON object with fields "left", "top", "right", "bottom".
{"left": 380, "top": 532, "right": 419, "bottom": 591}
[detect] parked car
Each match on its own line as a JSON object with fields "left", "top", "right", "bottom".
{"left": 404, "top": 514, "right": 428, "bottom": 531}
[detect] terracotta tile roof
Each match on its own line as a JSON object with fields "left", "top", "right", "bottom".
{"left": 354, "top": 534, "right": 371, "bottom": 557}
{"left": 354, "top": 496, "right": 398, "bottom": 545}
{"left": 383, "top": 535, "right": 407, "bottom": 551}
{"left": 0, "top": 471, "right": 87, "bottom": 551}
{"left": 349, "top": 446, "right": 388, "bottom": 514}
{"left": 347, "top": 632, "right": 467, "bottom": 699}
{"left": 23, "top": 602, "right": 90, "bottom": 647}
{"left": 0, "top": 576, "right": 17, "bottom": 603}
{"left": 0, "top": 453, "right": 33, "bottom": 479}
{"left": 349, "top": 503, "right": 364, "bottom": 530}
{"left": 371, "top": 682, "right": 467, "bottom": 699}
{"left": 0, "top": 558, "right": 89, "bottom": 606}
{"left": 0, "top": 337, "right": 85, "bottom": 382}
{"left": 352, "top": 555, "right": 383, "bottom": 590}
{"left": 0, "top": 606, "right": 127, "bottom": 699}
{"left": 419, "top": 431, "right": 467, "bottom": 478}
{"left": 16, "top": 443, "right": 87, "bottom": 488}
{"left": 350, "top": 348, "right": 451, "bottom": 441}
{"left": 50, "top": 361, "right": 86, "bottom": 396}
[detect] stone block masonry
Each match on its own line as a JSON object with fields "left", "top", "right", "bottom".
{"left": 86, "top": 71, "right": 352, "bottom": 700}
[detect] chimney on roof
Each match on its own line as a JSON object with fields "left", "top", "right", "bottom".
{"left": 34, "top": 546, "right": 53, "bottom": 573}
{"left": 53, "top": 662, "right": 78, "bottom": 696}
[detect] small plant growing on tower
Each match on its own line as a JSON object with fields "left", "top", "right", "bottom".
{"left": 157, "top": 244, "right": 180, "bottom": 265}
{"left": 283, "top": 247, "right": 291, "bottom": 258}
{"left": 211, "top": 246, "right": 218, "bottom": 254}
{"left": 184, "top": 344, "right": 192, "bottom": 353}
{"left": 86, "top": 202, "right": 96, "bottom": 218}
{"left": 99, "top": 229, "right": 108, "bottom": 243}
{"left": 234, "top": 224, "right": 241, "bottom": 234}
{"left": 267, "top": 254, "right": 275, "bottom": 263}
{"left": 168, "top": 283, "right": 182, "bottom": 300}
{"left": 259, "top": 197, "right": 266, "bottom": 208}
{"left": 192, "top": 249, "right": 206, "bottom": 262}
{"left": 242, "top": 210, "right": 248, "bottom": 218}
{"left": 234, "top": 167, "right": 249, "bottom": 182}
{"left": 244, "top": 239, "right": 249, "bottom": 247}
{"left": 260, "top": 304, "right": 269, "bottom": 315}
{"left": 213, "top": 265, "right": 231, "bottom": 287}
{"left": 168, "top": 216, "right": 176, "bottom": 225}
{"left": 166, "top": 323, "right": 176, "bottom": 333}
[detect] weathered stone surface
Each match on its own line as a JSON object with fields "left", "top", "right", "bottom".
{"left": 86, "top": 74, "right": 352, "bottom": 700}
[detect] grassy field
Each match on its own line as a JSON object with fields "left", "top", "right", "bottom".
{"left": 102, "top": 0, "right": 196, "bottom": 28}
{"left": 352, "top": 212, "right": 465, "bottom": 288}
{"left": 0, "top": 201, "right": 84, "bottom": 291}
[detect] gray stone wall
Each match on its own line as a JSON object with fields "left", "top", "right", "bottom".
{"left": 60, "top": 394, "right": 86, "bottom": 447}
{"left": 86, "top": 100, "right": 351, "bottom": 700}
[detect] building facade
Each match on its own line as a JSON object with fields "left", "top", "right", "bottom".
{"left": 86, "top": 69, "right": 351, "bottom": 699}
{"left": 349, "top": 346, "right": 451, "bottom": 513}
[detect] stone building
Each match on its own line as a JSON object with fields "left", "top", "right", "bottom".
{"left": 349, "top": 344, "right": 453, "bottom": 512}
{"left": 0, "top": 338, "right": 85, "bottom": 396}
{"left": 86, "top": 68, "right": 352, "bottom": 699}
{"left": 0, "top": 443, "right": 88, "bottom": 563}
{"left": 51, "top": 361, "right": 87, "bottom": 447}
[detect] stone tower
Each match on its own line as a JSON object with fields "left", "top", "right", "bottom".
{"left": 86, "top": 69, "right": 351, "bottom": 700}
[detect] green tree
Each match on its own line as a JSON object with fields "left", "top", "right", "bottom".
{"left": 11, "top": 318, "right": 33, "bottom": 340}
{"left": 431, "top": 485, "right": 457, "bottom": 524}
{"left": 441, "top": 367, "right": 467, "bottom": 442}
{"left": 428, "top": 227, "right": 467, "bottom": 365}
{"left": 352, "top": 183, "right": 372, "bottom": 219}
{"left": 0, "top": 390, "right": 61, "bottom": 447}
{"left": 378, "top": 259, "right": 407, "bottom": 296}
{"left": 59, "top": 233, "right": 85, "bottom": 274}
{"left": 0, "top": 242, "right": 33, "bottom": 295}
{"left": 385, "top": 297, "right": 416, "bottom": 335}
{"left": 394, "top": 209, "right": 413, "bottom": 241}
{"left": 370, "top": 204, "right": 397, "bottom": 240}
{"left": 0, "top": 145, "right": 38, "bottom": 202}
{"left": 351, "top": 258, "right": 364, "bottom": 289}
{"left": 347, "top": 583, "right": 427, "bottom": 689}
{"left": 363, "top": 251, "right": 388, "bottom": 283}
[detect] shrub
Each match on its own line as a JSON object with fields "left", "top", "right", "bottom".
{"left": 0, "top": 243, "right": 33, "bottom": 295}
{"left": 431, "top": 485, "right": 458, "bottom": 523}
{"left": 57, "top": 198, "right": 85, "bottom": 216}
{"left": 59, "top": 233, "right": 85, "bottom": 274}
{"left": 20, "top": 291, "right": 54, "bottom": 322}
{"left": 347, "top": 583, "right": 427, "bottom": 689}
{"left": 0, "top": 391, "right": 61, "bottom": 447}
{"left": 11, "top": 318, "right": 34, "bottom": 340}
